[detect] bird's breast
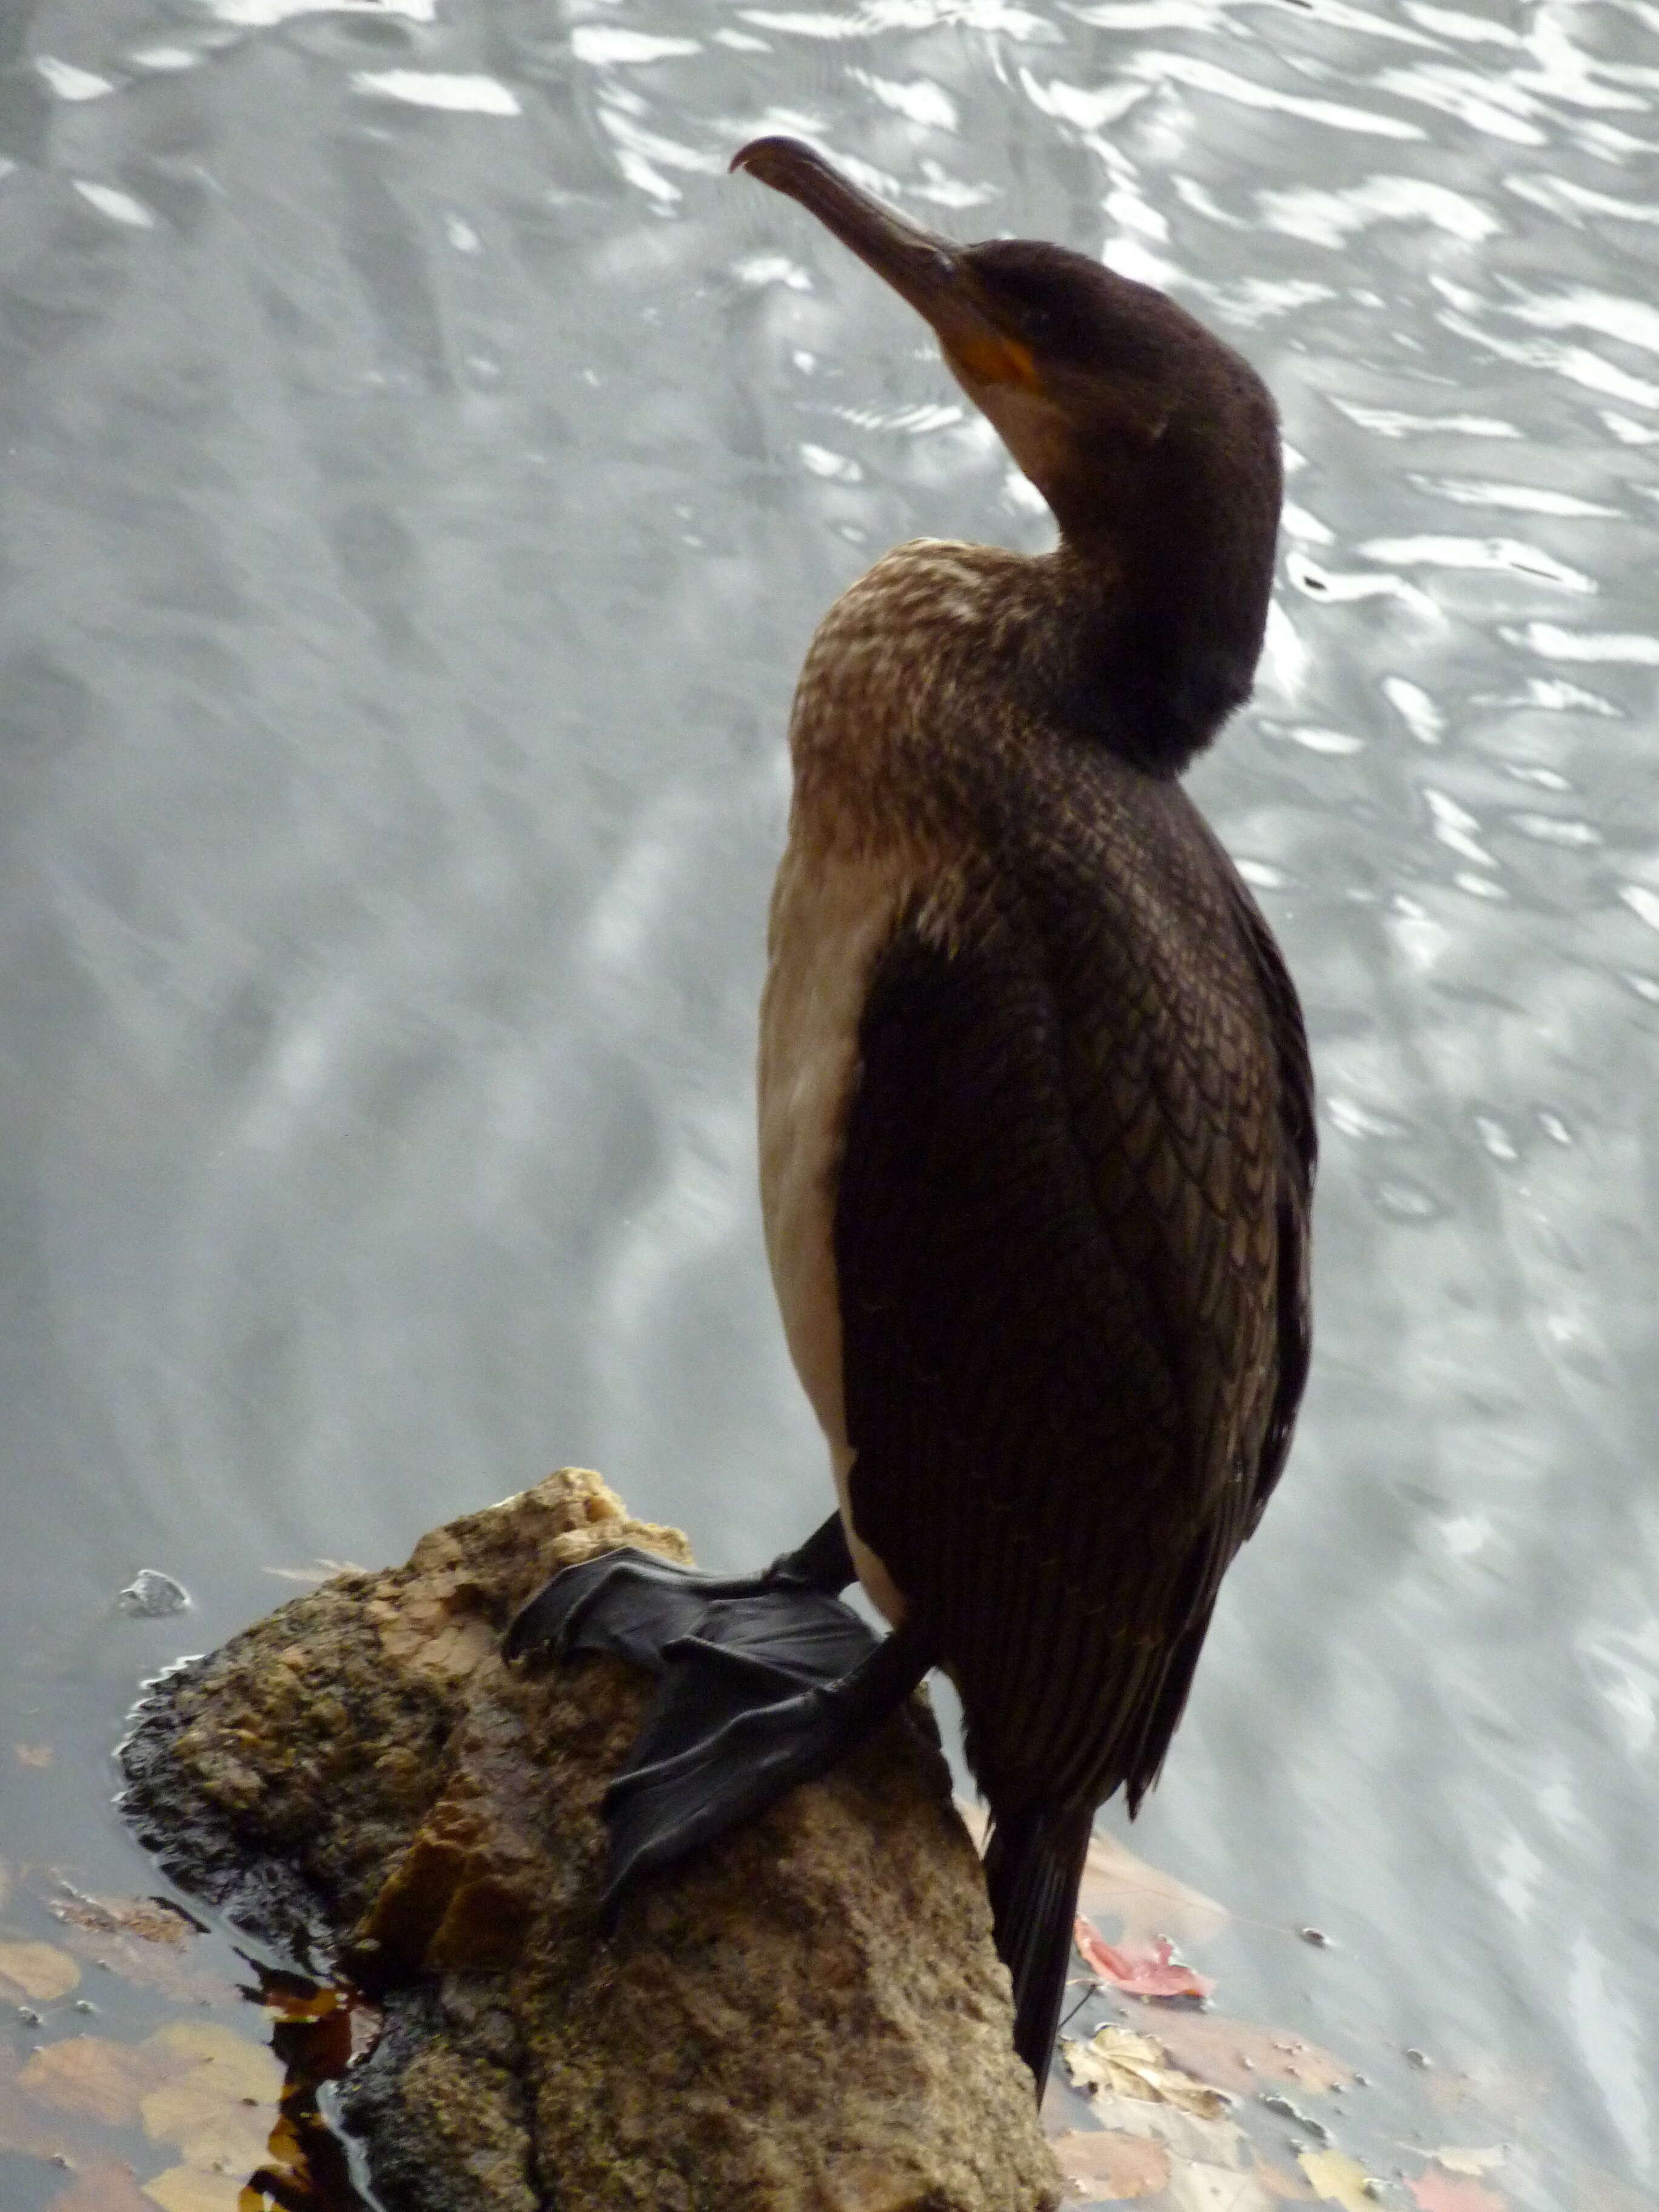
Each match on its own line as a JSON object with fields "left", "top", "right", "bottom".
{"left": 757, "top": 836, "right": 911, "bottom": 1453}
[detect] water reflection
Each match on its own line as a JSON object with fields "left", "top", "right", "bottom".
{"left": 2, "top": 0, "right": 1657, "bottom": 2199}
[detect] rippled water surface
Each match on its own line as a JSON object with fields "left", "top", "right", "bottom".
{"left": 2, "top": 0, "right": 1658, "bottom": 2204}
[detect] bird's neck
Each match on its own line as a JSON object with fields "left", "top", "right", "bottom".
{"left": 1028, "top": 525, "right": 1272, "bottom": 780}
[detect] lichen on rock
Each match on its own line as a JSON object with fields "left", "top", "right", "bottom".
{"left": 122, "top": 1468, "right": 1061, "bottom": 2212}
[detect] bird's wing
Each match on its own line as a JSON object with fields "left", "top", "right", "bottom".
{"left": 834, "top": 780, "right": 1313, "bottom": 1812}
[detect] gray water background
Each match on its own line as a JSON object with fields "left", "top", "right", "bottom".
{"left": 1, "top": 0, "right": 1657, "bottom": 2200}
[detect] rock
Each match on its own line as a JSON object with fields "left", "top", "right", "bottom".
{"left": 116, "top": 1569, "right": 190, "bottom": 1618}
{"left": 121, "top": 1469, "right": 1062, "bottom": 2212}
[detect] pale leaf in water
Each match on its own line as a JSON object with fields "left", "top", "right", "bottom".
{"left": 1300, "top": 2148, "right": 1378, "bottom": 2211}
{"left": 1050, "top": 2127, "right": 1170, "bottom": 2197}
{"left": 139, "top": 2020, "right": 283, "bottom": 2175}
{"left": 15, "top": 1743, "right": 54, "bottom": 1768}
{"left": 1071, "top": 2088, "right": 1247, "bottom": 2174}
{"left": 141, "top": 2167, "right": 247, "bottom": 2212}
{"left": 0, "top": 1940, "right": 81, "bottom": 2000}
{"left": 1062, "top": 2025, "right": 1230, "bottom": 2120}
{"left": 1433, "top": 2150, "right": 1505, "bottom": 2177}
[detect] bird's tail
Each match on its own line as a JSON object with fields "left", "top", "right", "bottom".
{"left": 982, "top": 1802, "right": 1093, "bottom": 2094}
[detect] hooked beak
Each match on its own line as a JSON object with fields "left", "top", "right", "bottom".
{"left": 731, "top": 136, "right": 1041, "bottom": 393}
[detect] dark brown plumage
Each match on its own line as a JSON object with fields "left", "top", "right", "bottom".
{"left": 743, "top": 139, "right": 1315, "bottom": 2079}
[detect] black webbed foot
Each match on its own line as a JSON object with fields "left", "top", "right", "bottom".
{"left": 599, "top": 1610, "right": 932, "bottom": 1915}
{"left": 502, "top": 1513, "right": 930, "bottom": 1917}
{"left": 502, "top": 1510, "right": 856, "bottom": 1672}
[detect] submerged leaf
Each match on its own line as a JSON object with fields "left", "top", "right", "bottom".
{"left": 138, "top": 2019, "right": 283, "bottom": 2180}
{"left": 1300, "top": 2148, "right": 1376, "bottom": 2211}
{"left": 1079, "top": 1832, "right": 1230, "bottom": 1949}
{"left": 1151, "top": 2011, "right": 1352, "bottom": 2096}
{"left": 141, "top": 2167, "right": 247, "bottom": 2212}
{"left": 0, "top": 1940, "right": 81, "bottom": 2001}
{"left": 1071, "top": 2086, "right": 1247, "bottom": 2174}
{"left": 21, "top": 2036, "right": 179, "bottom": 2127}
{"left": 1074, "top": 1918, "right": 1215, "bottom": 1999}
{"left": 1433, "top": 2150, "right": 1505, "bottom": 2177}
{"left": 1166, "top": 2162, "right": 1278, "bottom": 2212}
{"left": 51, "top": 2159, "right": 152, "bottom": 2212}
{"left": 1051, "top": 2127, "right": 1170, "bottom": 2198}
{"left": 1409, "top": 2173, "right": 1506, "bottom": 2212}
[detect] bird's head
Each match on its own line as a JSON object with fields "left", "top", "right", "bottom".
{"left": 733, "top": 135, "right": 1282, "bottom": 769}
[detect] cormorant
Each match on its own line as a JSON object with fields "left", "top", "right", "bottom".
{"left": 508, "top": 136, "right": 1315, "bottom": 2094}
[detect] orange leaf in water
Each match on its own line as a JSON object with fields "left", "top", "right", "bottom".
{"left": 1409, "top": 2173, "right": 1506, "bottom": 2212}
{"left": 1051, "top": 2128, "right": 1171, "bottom": 2198}
{"left": 1074, "top": 1919, "right": 1215, "bottom": 1999}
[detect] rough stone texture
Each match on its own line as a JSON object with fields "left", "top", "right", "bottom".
{"left": 121, "top": 1469, "right": 1062, "bottom": 2212}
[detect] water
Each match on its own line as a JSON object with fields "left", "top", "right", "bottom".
{"left": 1, "top": 0, "right": 1656, "bottom": 2204}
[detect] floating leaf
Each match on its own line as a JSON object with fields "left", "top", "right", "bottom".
{"left": 0, "top": 1940, "right": 81, "bottom": 2000}
{"left": 1151, "top": 2011, "right": 1352, "bottom": 2096}
{"left": 52, "top": 1892, "right": 197, "bottom": 1948}
{"left": 1074, "top": 1918, "right": 1215, "bottom": 1999}
{"left": 45, "top": 1892, "right": 232, "bottom": 2006}
{"left": 1300, "top": 2148, "right": 1376, "bottom": 2212}
{"left": 1409, "top": 2173, "right": 1506, "bottom": 2212}
{"left": 1051, "top": 2127, "right": 1170, "bottom": 2198}
{"left": 1433, "top": 2150, "right": 1504, "bottom": 2177}
{"left": 51, "top": 2159, "right": 152, "bottom": 2212}
{"left": 14, "top": 1743, "right": 53, "bottom": 1768}
{"left": 1063, "top": 2025, "right": 1230, "bottom": 2120}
